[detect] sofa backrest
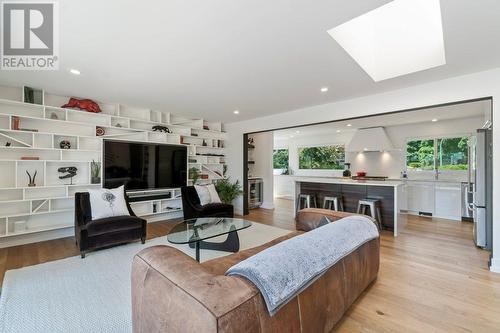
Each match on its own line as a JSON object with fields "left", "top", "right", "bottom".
{"left": 296, "top": 208, "right": 376, "bottom": 231}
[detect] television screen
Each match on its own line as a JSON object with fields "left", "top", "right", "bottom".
{"left": 103, "top": 140, "right": 187, "bottom": 191}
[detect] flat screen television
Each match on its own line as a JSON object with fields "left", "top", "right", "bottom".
{"left": 103, "top": 140, "right": 187, "bottom": 191}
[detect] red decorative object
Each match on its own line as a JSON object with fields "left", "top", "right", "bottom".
{"left": 96, "top": 126, "right": 105, "bottom": 136}
{"left": 12, "top": 116, "right": 20, "bottom": 130}
{"left": 356, "top": 171, "right": 367, "bottom": 177}
{"left": 62, "top": 98, "right": 102, "bottom": 113}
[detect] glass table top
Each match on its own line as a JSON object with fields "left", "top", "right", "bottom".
{"left": 167, "top": 218, "right": 252, "bottom": 244}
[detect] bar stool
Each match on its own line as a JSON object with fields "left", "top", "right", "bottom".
{"left": 357, "top": 198, "right": 383, "bottom": 230}
{"left": 323, "top": 196, "right": 344, "bottom": 211}
{"left": 296, "top": 193, "right": 317, "bottom": 212}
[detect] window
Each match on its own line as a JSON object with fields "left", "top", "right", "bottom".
{"left": 437, "top": 137, "right": 468, "bottom": 170}
{"left": 298, "top": 145, "right": 345, "bottom": 170}
{"left": 273, "top": 149, "right": 289, "bottom": 169}
{"left": 406, "top": 136, "right": 468, "bottom": 171}
{"left": 406, "top": 139, "right": 435, "bottom": 170}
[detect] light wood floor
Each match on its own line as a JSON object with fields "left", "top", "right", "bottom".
{"left": 1, "top": 199, "right": 500, "bottom": 332}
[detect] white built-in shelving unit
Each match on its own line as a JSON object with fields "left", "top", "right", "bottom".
{"left": 0, "top": 85, "right": 226, "bottom": 246}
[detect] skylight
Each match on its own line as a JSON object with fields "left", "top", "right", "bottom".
{"left": 327, "top": 0, "right": 446, "bottom": 82}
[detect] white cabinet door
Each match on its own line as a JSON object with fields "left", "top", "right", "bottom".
{"left": 407, "top": 182, "right": 435, "bottom": 214}
{"left": 434, "top": 183, "right": 462, "bottom": 221}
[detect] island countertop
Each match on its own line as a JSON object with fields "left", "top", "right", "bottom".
{"left": 294, "top": 177, "right": 407, "bottom": 236}
{"left": 293, "top": 176, "right": 404, "bottom": 187}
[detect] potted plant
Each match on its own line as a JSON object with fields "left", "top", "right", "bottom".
{"left": 91, "top": 160, "right": 101, "bottom": 184}
{"left": 189, "top": 167, "right": 201, "bottom": 185}
{"left": 215, "top": 178, "right": 243, "bottom": 204}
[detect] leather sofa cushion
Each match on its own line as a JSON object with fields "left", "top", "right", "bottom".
{"left": 86, "top": 215, "right": 144, "bottom": 236}
{"left": 197, "top": 203, "right": 233, "bottom": 215}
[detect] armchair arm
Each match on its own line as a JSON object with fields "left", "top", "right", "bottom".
{"left": 132, "top": 246, "right": 258, "bottom": 333}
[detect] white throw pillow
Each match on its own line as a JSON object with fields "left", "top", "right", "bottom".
{"left": 207, "top": 184, "right": 221, "bottom": 203}
{"left": 194, "top": 185, "right": 212, "bottom": 205}
{"left": 88, "top": 185, "right": 130, "bottom": 220}
{"left": 194, "top": 184, "right": 221, "bottom": 205}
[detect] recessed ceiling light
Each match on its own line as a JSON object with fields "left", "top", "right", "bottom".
{"left": 431, "top": 118, "right": 438, "bottom": 122}
{"left": 69, "top": 69, "right": 80, "bottom": 75}
{"left": 320, "top": 87, "right": 329, "bottom": 92}
{"left": 290, "top": 135, "right": 295, "bottom": 138}
{"left": 327, "top": 0, "right": 446, "bottom": 81}
{"left": 233, "top": 110, "right": 240, "bottom": 114}
{"left": 336, "top": 130, "right": 341, "bottom": 133}
{"left": 295, "top": 130, "right": 300, "bottom": 134}
{"left": 347, "top": 124, "right": 352, "bottom": 127}
{"left": 364, "top": 148, "right": 369, "bottom": 151}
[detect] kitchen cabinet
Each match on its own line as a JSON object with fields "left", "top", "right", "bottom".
{"left": 407, "top": 181, "right": 435, "bottom": 214}
{"left": 434, "top": 183, "right": 462, "bottom": 220}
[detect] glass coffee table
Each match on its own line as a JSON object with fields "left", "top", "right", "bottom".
{"left": 167, "top": 217, "right": 252, "bottom": 262}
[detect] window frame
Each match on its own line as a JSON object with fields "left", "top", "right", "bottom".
{"left": 405, "top": 133, "right": 471, "bottom": 172}
{"left": 297, "top": 143, "right": 346, "bottom": 171}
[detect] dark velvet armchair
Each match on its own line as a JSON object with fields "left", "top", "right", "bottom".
{"left": 75, "top": 192, "right": 147, "bottom": 258}
{"left": 181, "top": 186, "right": 234, "bottom": 220}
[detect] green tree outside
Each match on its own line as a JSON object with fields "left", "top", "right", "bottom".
{"left": 406, "top": 137, "right": 468, "bottom": 170}
{"left": 298, "top": 145, "right": 345, "bottom": 170}
{"left": 273, "top": 149, "right": 289, "bottom": 169}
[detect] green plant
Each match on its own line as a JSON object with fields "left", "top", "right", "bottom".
{"left": 189, "top": 167, "right": 201, "bottom": 184}
{"left": 215, "top": 178, "right": 243, "bottom": 204}
{"left": 90, "top": 160, "right": 101, "bottom": 178}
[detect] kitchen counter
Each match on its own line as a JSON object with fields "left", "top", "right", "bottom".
{"left": 294, "top": 177, "right": 406, "bottom": 236}
{"left": 293, "top": 176, "right": 403, "bottom": 187}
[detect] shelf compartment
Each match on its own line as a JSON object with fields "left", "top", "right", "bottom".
{"left": 44, "top": 107, "right": 66, "bottom": 121}
{"left": 45, "top": 161, "right": 90, "bottom": 186}
{"left": 17, "top": 161, "right": 45, "bottom": 187}
{"left": 129, "top": 202, "right": 153, "bottom": 216}
{"left": 0, "top": 201, "right": 30, "bottom": 218}
{"left": 0, "top": 162, "right": 16, "bottom": 188}
{"left": 5, "top": 210, "right": 73, "bottom": 236}
{"left": 50, "top": 197, "right": 73, "bottom": 211}
{"left": 0, "top": 130, "right": 32, "bottom": 147}
{"left": 0, "top": 101, "right": 44, "bottom": 118}
{"left": 25, "top": 186, "right": 66, "bottom": 200}
{"left": 111, "top": 116, "right": 130, "bottom": 128}
{"left": 33, "top": 133, "right": 53, "bottom": 148}
{"left": 67, "top": 109, "right": 111, "bottom": 126}
{"left": 13, "top": 116, "right": 95, "bottom": 137}
{"left": 119, "top": 105, "right": 151, "bottom": 121}
{"left": 147, "top": 132, "right": 181, "bottom": 144}
{"left": 54, "top": 135, "right": 77, "bottom": 150}
{"left": 78, "top": 137, "right": 101, "bottom": 151}
{"left": 0, "top": 188, "right": 23, "bottom": 201}
{"left": 67, "top": 184, "right": 100, "bottom": 197}
{"left": 44, "top": 93, "right": 119, "bottom": 116}
{"left": 0, "top": 217, "right": 6, "bottom": 236}
{"left": 31, "top": 199, "right": 49, "bottom": 213}
{"left": 61, "top": 149, "right": 100, "bottom": 162}
{"left": 1, "top": 148, "right": 59, "bottom": 161}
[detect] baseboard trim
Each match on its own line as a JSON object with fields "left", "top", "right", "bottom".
{"left": 490, "top": 257, "right": 500, "bottom": 273}
{"left": 259, "top": 202, "right": 275, "bottom": 210}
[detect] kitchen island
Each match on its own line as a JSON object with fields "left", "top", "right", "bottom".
{"left": 294, "top": 177, "right": 406, "bottom": 236}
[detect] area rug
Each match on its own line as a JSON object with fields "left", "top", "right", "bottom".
{"left": 0, "top": 222, "right": 291, "bottom": 333}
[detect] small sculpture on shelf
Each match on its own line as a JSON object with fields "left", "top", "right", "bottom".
{"left": 91, "top": 160, "right": 101, "bottom": 184}
{"left": 5, "top": 142, "right": 11, "bottom": 147}
{"left": 26, "top": 170, "right": 37, "bottom": 187}
{"left": 58, "top": 166, "right": 78, "bottom": 185}
{"left": 59, "top": 140, "right": 71, "bottom": 149}
{"left": 152, "top": 125, "right": 171, "bottom": 133}
{"left": 50, "top": 112, "right": 58, "bottom": 119}
{"left": 62, "top": 97, "right": 102, "bottom": 113}
{"left": 96, "top": 126, "right": 105, "bottom": 136}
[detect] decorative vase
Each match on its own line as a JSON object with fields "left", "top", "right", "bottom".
{"left": 91, "top": 176, "right": 101, "bottom": 184}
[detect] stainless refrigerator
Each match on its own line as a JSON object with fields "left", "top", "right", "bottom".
{"left": 471, "top": 128, "right": 493, "bottom": 250}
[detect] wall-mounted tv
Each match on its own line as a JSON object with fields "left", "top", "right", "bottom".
{"left": 103, "top": 140, "right": 187, "bottom": 191}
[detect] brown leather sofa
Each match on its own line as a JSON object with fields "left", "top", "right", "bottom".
{"left": 131, "top": 209, "right": 379, "bottom": 333}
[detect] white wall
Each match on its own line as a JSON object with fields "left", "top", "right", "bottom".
{"left": 248, "top": 132, "right": 274, "bottom": 209}
{"left": 225, "top": 67, "right": 500, "bottom": 272}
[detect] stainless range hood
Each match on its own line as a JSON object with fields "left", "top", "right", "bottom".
{"left": 346, "top": 127, "right": 393, "bottom": 152}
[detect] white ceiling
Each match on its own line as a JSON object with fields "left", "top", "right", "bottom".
{"left": 273, "top": 99, "right": 490, "bottom": 140}
{"left": 0, "top": 0, "right": 499, "bottom": 122}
